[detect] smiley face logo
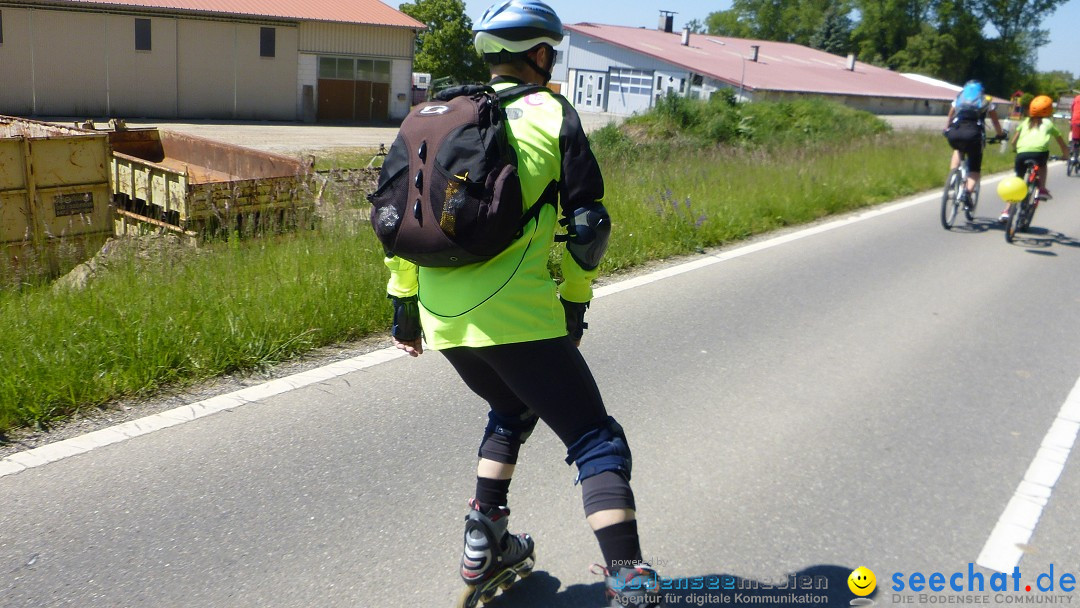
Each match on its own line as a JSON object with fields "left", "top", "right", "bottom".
{"left": 848, "top": 566, "right": 876, "bottom": 596}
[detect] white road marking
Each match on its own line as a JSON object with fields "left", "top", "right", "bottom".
{"left": 0, "top": 348, "right": 405, "bottom": 478}
{"left": 0, "top": 176, "right": 1016, "bottom": 479}
{"left": 976, "top": 377, "right": 1080, "bottom": 572}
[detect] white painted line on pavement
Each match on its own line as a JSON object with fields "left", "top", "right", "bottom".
{"left": 595, "top": 188, "right": 944, "bottom": 299}
{"left": 0, "top": 348, "right": 406, "bottom": 479}
{"left": 976, "top": 375, "right": 1080, "bottom": 573}
{"left": 0, "top": 180, "right": 1006, "bottom": 479}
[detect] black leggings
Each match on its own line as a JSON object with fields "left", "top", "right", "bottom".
{"left": 442, "top": 336, "right": 609, "bottom": 448}
{"left": 442, "top": 337, "right": 636, "bottom": 514}
{"left": 1015, "top": 151, "right": 1049, "bottom": 178}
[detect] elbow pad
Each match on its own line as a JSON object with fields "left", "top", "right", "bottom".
{"left": 564, "top": 204, "right": 611, "bottom": 271}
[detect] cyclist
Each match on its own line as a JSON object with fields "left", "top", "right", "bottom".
{"left": 943, "top": 80, "right": 1005, "bottom": 209}
{"left": 1000, "top": 94, "right": 1069, "bottom": 221}
{"left": 384, "top": 2, "right": 664, "bottom": 606}
{"left": 1071, "top": 94, "right": 1080, "bottom": 158}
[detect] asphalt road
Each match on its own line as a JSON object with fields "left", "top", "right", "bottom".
{"left": 3, "top": 164, "right": 1080, "bottom": 607}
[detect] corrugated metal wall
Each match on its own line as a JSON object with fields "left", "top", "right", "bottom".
{"left": 106, "top": 14, "right": 177, "bottom": 117}
{"left": 298, "top": 22, "right": 413, "bottom": 57}
{"left": 0, "top": 8, "right": 35, "bottom": 115}
{"left": 0, "top": 6, "right": 415, "bottom": 121}
{"left": 567, "top": 34, "right": 677, "bottom": 74}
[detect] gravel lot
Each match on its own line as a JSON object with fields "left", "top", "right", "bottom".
{"left": 49, "top": 111, "right": 628, "bottom": 156}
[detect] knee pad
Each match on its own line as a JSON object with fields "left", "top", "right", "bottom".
{"left": 477, "top": 410, "right": 539, "bottom": 464}
{"left": 564, "top": 416, "right": 632, "bottom": 484}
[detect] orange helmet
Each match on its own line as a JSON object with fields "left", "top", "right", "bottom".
{"left": 1029, "top": 95, "right": 1053, "bottom": 118}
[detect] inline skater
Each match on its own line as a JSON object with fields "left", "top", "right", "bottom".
{"left": 383, "top": 1, "right": 665, "bottom": 606}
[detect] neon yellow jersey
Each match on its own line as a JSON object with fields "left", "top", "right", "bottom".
{"left": 385, "top": 79, "right": 604, "bottom": 349}
{"left": 1015, "top": 117, "right": 1062, "bottom": 153}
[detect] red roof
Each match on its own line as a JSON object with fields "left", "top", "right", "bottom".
{"left": 566, "top": 23, "right": 959, "bottom": 101}
{"left": 40, "top": 0, "right": 423, "bottom": 28}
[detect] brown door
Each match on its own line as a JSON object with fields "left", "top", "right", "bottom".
{"left": 318, "top": 79, "right": 354, "bottom": 121}
{"left": 353, "top": 81, "right": 373, "bottom": 121}
{"left": 371, "top": 83, "right": 390, "bottom": 121}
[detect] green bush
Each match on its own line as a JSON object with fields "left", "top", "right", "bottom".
{"left": 603, "top": 94, "right": 891, "bottom": 151}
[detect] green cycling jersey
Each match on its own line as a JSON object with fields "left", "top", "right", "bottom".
{"left": 385, "top": 77, "right": 605, "bottom": 350}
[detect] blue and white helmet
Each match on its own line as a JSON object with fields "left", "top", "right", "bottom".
{"left": 474, "top": 0, "right": 563, "bottom": 57}
{"left": 958, "top": 80, "right": 985, "bottom": 105}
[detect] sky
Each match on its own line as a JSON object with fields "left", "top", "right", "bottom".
{"left": 388, "top": 0, "right": 1080, "bottom": 78}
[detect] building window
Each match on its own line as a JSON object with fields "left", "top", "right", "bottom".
{"left": 260, "top": 27, "right": 275, "bottom": 58}
{"left": 134, "top": 18, "right": 151, "bottom": 51}
{"left": 318, "top": 56, "right": 391, "bottom": 82}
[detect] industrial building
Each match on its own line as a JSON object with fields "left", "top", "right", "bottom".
{"left": 0, "top": 0, "right": 423, "bottom": 122}
{"left": 552, "top": 15, "right": 961, "bottom": 116}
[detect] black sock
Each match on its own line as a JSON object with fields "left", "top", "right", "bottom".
{"left": 475, "top": 477, "right": 512, "bottom": 510}
{"left": 594, "top": 519, "right": 642, "bottom": 571}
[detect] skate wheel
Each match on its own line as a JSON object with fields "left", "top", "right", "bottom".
{"left": 456, "top": 586, "right": 480, "bottom": 608}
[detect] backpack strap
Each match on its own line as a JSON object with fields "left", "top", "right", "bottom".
{"left": 494, "top": 84, "right": 548, "bottom": 103}
{"left": 514, "top": 180, "right": 558, "bottom": 238}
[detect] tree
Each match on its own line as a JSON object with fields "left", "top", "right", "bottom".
{"left": 685, "top": 18, "right": 707, "bottom": 34}
{"left": 399, "top": 0, "right": 489, "bottom": 86}
{"left": 809, "top": 5, "right": 854, "bottom": 54}
{"left": 706, "top": 0, "right": 852, "bottom": 45}
{"left": 888, "top": 24, "right": 960, "bottom": 78}
{"left": 852, "top": 0, "right": 935, "bottom": 67}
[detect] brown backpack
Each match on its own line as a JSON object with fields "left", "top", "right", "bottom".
{"left": 368, "top": 84, "right": 552, "bottom": 267}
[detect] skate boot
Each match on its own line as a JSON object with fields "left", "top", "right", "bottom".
{"left": 594, "top": 563, "right": 666, "bottom": 607}
{"left": 456, "top": 498, "right": 535, "bottom": 608}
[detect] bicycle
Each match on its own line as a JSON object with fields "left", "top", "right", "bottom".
{"left": 941, "top": 135, "right": 1005, "bottom": 230}
{"left": 1003, "top": 159, "right": 1051, "bottom": 243}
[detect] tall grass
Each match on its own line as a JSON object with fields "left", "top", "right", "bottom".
{"left": 0, "top": 100, "right": 1017, "bottom": 435}
{"left": 0, "top": 200, "right": 388, "bottom": 432}
{"left": 593, "top": 130, "right": 1013, "bottom": 272}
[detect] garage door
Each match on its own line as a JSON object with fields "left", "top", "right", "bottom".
{"left": 317, "top": 56, "right": 392, "bottom": 122}
{"left": 607, "top": 68, "right": 654, "bottom": 115}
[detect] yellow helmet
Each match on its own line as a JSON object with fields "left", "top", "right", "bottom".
{"left": 997, "top": 176, "right": 1027, "bottom": 202}
{"left": 1029, "top": 95, "right": 1053, "bottom": 118}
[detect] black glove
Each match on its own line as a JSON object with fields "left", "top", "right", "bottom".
{"left": 388, "top": 294, "right": 421, "bottom": 341}
{"left": 560, "top": 298, "right": 589, "bottom": 342}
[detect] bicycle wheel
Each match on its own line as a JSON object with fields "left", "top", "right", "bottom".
{"left": 1019, "top": 197, "right": 1037, "bottom": 232}
{"left": 965, "top": 181, "right": 980, "bottom": 221}
{"left": 940, "top": 170, "right": 962, "bottom": 229}
{"left": 1004, "top": 202, "right": 1021, "bottom": 243}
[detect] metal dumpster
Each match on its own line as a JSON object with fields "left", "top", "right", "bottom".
{"left": 108, "top": 129, "right": 312, "bottom": 238}
{"left": 0, "top": 116, "right": 113, "bottom": 281}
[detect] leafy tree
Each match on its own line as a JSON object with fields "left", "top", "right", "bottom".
{"left": 974, "top": 0, "right": 1065, "bottom": 42}
{"left": 888, "top": 24, "right": 960, "bottom": 78}
{"left": 399, "top": 0, "right": 489, "bottom": 86}
{"left": 1022, "top": 70, "right": 1077, "bottom": 99}
{"left": 705, "top": 0, "right": 850, "bottom": 46}
{"left": 706, "top": 8, "right": 753, "bottom": 38}
{"left": 685, "top": 18, "right": 707, "bottom": 34}
{"left": 852, "top": 0, "right": 934, "bottom": 66}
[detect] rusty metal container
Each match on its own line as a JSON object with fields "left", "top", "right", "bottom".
{"left": 0, "top": 116, "right": 113, "bottom": 281}
{"left": 108, "top": 129, "right": 312, "bottom": 237}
